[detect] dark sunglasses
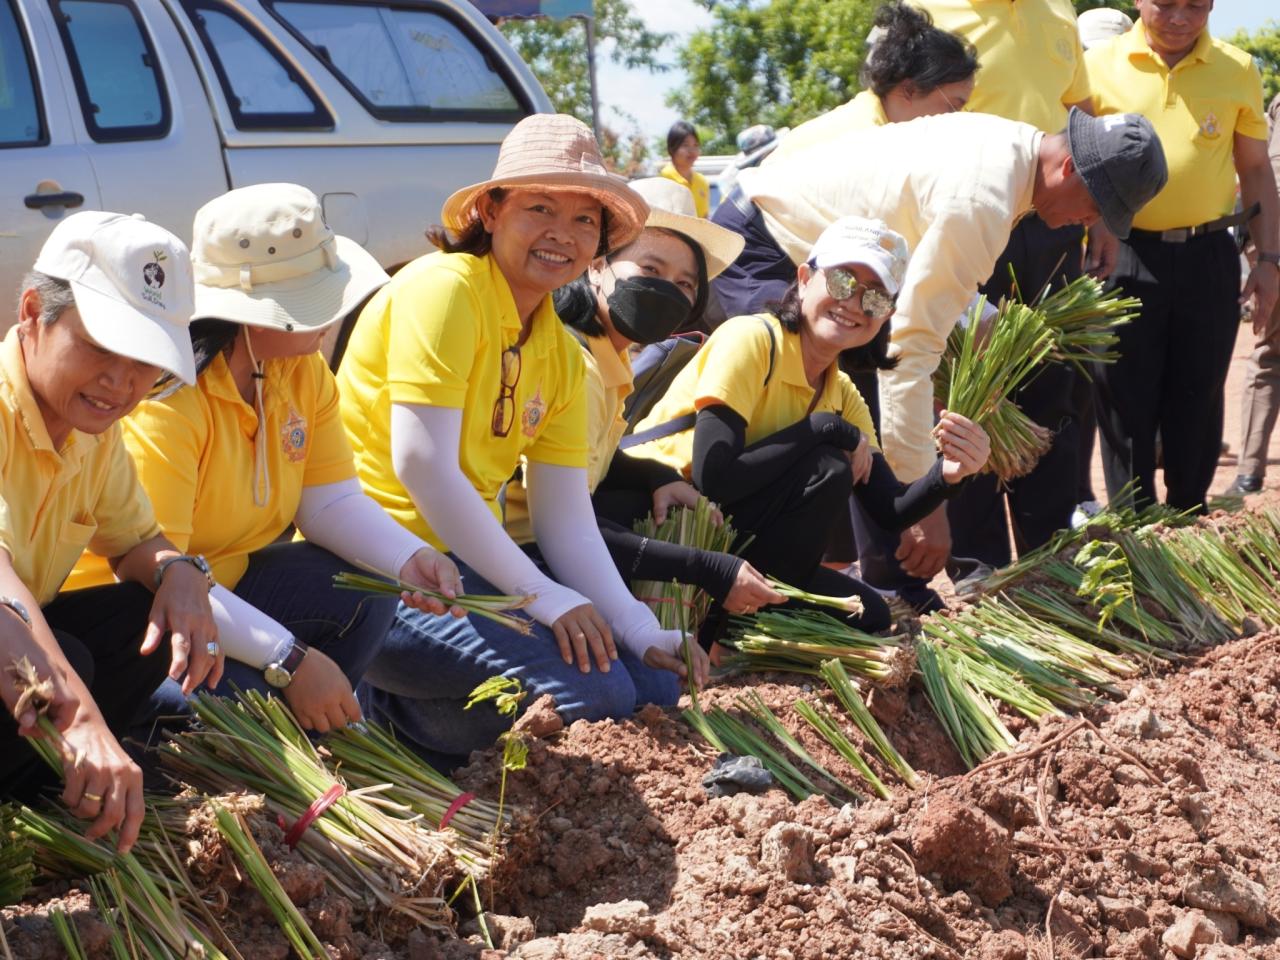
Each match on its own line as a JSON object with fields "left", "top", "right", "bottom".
{"left": 822, "top": 267, "right": 897, "bottom": 322}
{"left": 491, "top": 345, "right": 522, "bottom": 438}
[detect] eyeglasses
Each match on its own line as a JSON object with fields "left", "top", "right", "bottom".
{"left": 491, "top": 345, "right": 522, "bottom": 438}
{"left": 822, "top": 268, "right": 897, "bottom": 321}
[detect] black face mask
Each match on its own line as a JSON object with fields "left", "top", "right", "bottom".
{"left": 606, "top": 275, "right": 693, "bottom": 345}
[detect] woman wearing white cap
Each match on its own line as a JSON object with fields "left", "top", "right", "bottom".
{"left": 69, "top": 184, "right": 464, "bottom": 733}
{"left": 2, "top": 211, "right": 218, "bottom": 854}
{"left": 628, "top": 217, "right": 991, "bottom": 640}
{"left": 338, "top": 114, "right": 707, "bottom": 764}
{"left": 533, "top": 176, "right": 786, "bottom": 617}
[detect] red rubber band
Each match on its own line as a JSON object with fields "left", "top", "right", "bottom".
{"left": 439, "top": 791, "right": 475, "bottom": 831}
{"left": 284, "top": 784, "right": 346, "bottom": 849}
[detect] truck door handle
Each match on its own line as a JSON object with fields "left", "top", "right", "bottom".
{"left": 24, "top": 191, "right": 85, "bottom": 210}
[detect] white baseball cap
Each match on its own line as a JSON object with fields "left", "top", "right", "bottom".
{"left": 191, "top": 183, "right": 389, "bottom": 332}
{"left": 33, "top": 211, "right": 197, "bottom": 384}
{"left": 807, "top": 217, "right": 910, "bottom": 296}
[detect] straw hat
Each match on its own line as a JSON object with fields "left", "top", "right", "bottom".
{"left": 441, "top": 114, "right": 649, "bottom": 253}
{"left": 626, "top": 178, "right": 744, "bottom": 279}
{"left": 191, "top": 183, "right": 389, "bottom": 331}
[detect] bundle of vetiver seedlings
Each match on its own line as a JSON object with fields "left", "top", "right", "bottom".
{"left": 632, "top": 498, "right": 743, "bottom": 628}
{"left": 916, "top": 638, "right": 1018, "bottom": 769}
{"left": 334, "top": 569, "right": 535, "bottom": 635}
{"left": 724, "top": 609, "right": 915, "bottom": 685}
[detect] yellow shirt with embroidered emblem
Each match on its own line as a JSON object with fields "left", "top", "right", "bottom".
{"left": 659, "top": 163, "right": 711, "bottom": 218}
{"left": 1087, "top": 27, "right": 1268, "bottom": 233}
{"left": 0, "top": 330, "right": 160, "bottom": 606}
{"left": 913, "top": 0, "right": 1089, "bottom": 132}
{"left": 626, "top": 313, "right": 878, "bottom": 477}
{"left": 67, "top": 350, "right": 355, "bottom": 591}
{"left": 504, "top": 334, "right": 633, "bottom": 544}
{"left": 766, "top": 91, "right": 888, "bottom": 166}
{"left": 336, "top": 251, "right": 588, "bottom": 552}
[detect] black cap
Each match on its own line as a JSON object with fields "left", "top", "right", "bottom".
{"left": 1066, "top": 107, "right": 1168, "bottom": 239}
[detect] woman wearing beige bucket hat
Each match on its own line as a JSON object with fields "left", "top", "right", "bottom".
{"left": 336, "top": 114, "right": 706, "bottom": 765}
{"left": 69, "top": 183, "right": 466, "bottom": 734}
{"left": 504, "top": 176, "right": 786, "bottom": 621}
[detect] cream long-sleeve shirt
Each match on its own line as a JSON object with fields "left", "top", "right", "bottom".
{"left": 736, "top": 112, "right": 1041, "bottom": 480}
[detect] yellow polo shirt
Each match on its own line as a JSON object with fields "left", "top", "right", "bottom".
{"left": 0, "top": 331, "right": 159, "bottom": 606}
{"left": 336, "top": 251, "right": 588, "bottom": 552}
{"left": 660, "top": 164, "right": 711, "bottom": 218}
{"left": 626, "top": 313, "right": 878, "bottom": 477}
{"left": 67, "top": 351, "right": 355, "bottom": 591}
{"left": 504, "top": 333, "right": 633, "bottom": 544}
{"left": 766, "top": 91, "right": 887, "bottom": 166}
{"left": 914, "top": 0, "right": 1089, "bottom": 132}
{"left": 1087, "top": 27, "right": 1268, "bottom": 233}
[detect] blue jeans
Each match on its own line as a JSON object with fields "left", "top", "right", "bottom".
{"left": 358, "top": 556, "right": 680, "bottom": 761}
{"left": 144, "top": 541, "right": 397, "bottom": 732}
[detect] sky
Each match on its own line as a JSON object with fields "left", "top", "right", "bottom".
{"left": 592, "top": 0, "right": 1278, "bottom": 155}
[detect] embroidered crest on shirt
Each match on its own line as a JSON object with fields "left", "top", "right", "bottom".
{"left": 521, "top": 386, "right": 546, "bottom": 438}
{"left": 1199, "top": 111, "right": 1220, "bottom": 138}
{"left": 281, "top": 408, "right": 308, "bottom": 461}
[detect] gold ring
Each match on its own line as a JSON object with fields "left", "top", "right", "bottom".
{"left": 82, "top": 792, "right": 103, "bottom": 804}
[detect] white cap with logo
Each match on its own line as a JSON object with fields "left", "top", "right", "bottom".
{"left": 33, "top": 211, "right": 197, "bottom": 384}
{"left": 807, "top": 216, "right": 910, "bottom": 296}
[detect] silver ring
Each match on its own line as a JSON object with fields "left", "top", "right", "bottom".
{"left": 206, "top": 641, "right": 220, "bottom": 657}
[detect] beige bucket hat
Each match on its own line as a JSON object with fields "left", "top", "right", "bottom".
{"left": 191, "top": 183, "right": 389, "bottom": 331}
{"left": 626, "top": 177, "right": 745, "bottom": 279}
{"left": 441, "top": 114, "right": 649, "bottom": 253}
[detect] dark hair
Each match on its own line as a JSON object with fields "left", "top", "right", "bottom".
{"left": 767, "top": 280, "right": 898, "bottom": 373}
{"left": 425, "top": 187, "right": 612, "bottom": 258}
{"left": 862, "top": 1, "right": 979, "bottom": 98}
{"left": 554, "top": 227, "right": 710, "bottom": 340}
{"left": 154, "top": 317, "right": 240, "bottom": 396}
{"left": 666, "top": 121, "right": 699, "bottom": 158}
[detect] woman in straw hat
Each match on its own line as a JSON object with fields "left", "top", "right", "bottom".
{"left": 337, "top": 115, "right": 707, "bottom": 764}
{"left": 69, "top": 183, "right": 465, "bottom": 734}
{"left": 507, "top": 176, "right": 786, "bottom": 618}
{"left": 627, "top": 216, "right": 990, "bottom": 645}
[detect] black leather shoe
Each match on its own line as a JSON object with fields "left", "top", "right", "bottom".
{"left": 1224, "top": 475, "right": 1262, "bottom": 496}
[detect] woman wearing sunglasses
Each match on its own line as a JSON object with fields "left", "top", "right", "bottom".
{"left": 627, "top": 217, "right": 990, "bottom": 640}
{"left": 336, "top": 115, "right": 706, "bottom": 765}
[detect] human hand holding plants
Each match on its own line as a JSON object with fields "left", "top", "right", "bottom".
{"left": 60, "top": 706, "right": 146, "bottom": 853}
{"left": 723, "top": 561, "right": 785, "bottom": 615}
{"left": 399, "top": 547, "right": 466, "bottom": 617}
{"left": 652, "top": 481, "right": 721, "bottom": 526}
{"left": 281, "top": 647, "right": 361, "bottom": 732}
{"left": 934, "top": 411, "right": 991, "bottom": 482}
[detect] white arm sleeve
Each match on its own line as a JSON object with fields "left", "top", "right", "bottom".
{"left": 389, "top": 402, "right": 586, "bottom": 626}
{"left": 527, "top": 461, "right": 683, "bottom": 659}
{"left": 296, "top": 478, "right": 426, "bottom": 579}
{"left": 209, "top": 584, "right": 293, "bottom": 670}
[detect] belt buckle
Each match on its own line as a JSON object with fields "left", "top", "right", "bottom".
{"left": 1161, "top": 227, "right": 1190, "bottom": 243}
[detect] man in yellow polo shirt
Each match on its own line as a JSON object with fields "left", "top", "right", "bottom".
{"left": 0, "top": 211, "right": 217, "bottom": 854}
{"left": 1087, "top": 0, "right": 1279, "bottom": 512}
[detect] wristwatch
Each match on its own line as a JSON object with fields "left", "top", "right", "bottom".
{"left": 0, "top": 597, "right": 32, "bottom": 628}
{"left": 1259, "top": 252, "right": 1280, "bottom": 267}
{"left": 154, "top": 554, "right": 214, "bottom": 590}
{"left": 264, "top": 638, "right": 310, "bottom": 689}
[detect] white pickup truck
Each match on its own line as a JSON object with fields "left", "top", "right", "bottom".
{"left": 1, "top": 0, "right": 551, "bottom": 348}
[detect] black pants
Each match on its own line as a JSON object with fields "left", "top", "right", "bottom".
{"left": 0, "top": 582, "right": 168, "bottom": 801}
{"left": 1093, "top": 230, "right": 1241, "bottom": 511}
{"left": 946, "top": 216, "right": 1086, "bottom": 566}
{"left": 709, "top": 191, "right": 796, "bottom": 318}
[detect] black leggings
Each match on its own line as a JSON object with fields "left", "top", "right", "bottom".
{"left": 0, "top": 582, "right": 169, "bottom": 802}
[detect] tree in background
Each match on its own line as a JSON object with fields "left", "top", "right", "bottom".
{"left": 1072, "top": 0, "right": 1135, "bottom": 16}
{"left": 1228, "top": 22, "right": 1280, "bottom": 105}
{"left": 669, "top": 0, "right": 875, "bottom": 153}
{"left": 498, "top": 0, "right": 669, "bottom": 172}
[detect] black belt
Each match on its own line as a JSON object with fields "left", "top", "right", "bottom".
{"left": 1129, "top": 202, "right": 1260, "bottom": 243}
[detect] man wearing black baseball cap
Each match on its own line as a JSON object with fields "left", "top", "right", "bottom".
{"left": 1086, "top": 0, "right": 1278, "bottom": 514}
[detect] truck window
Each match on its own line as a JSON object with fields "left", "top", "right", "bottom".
{"left": 0, "top": 0, "right": 44, "bottom": 146}
{"left": 184, "top": 0, "right": 331, "bottom": 130}
{"left": 50, "top": 0, "right": 170, "bottom": 141}
{"left": 268, "top": 1, "right": 526, "bottom": 121}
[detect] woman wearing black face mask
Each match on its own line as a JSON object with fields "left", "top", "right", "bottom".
{"left": 505, "top": 178, "right": 787, "bottom": 619}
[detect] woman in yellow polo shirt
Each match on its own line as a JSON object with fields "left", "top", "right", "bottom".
{"left": 628, "top": 217, "right": 991, "bottom": 639}
{"left": 70, "top": 184, "right": 463, "bottom": 734}
{"left": 660, "top": 121, "right": 711, "bottom": 218}
{"left": 338, "top": 114, "right": 706, "bottom": 765}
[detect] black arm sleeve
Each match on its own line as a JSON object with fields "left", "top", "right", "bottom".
{"left": 691, "top": 404, "right": 862, "bottom": 504}
{"left": 596, "top": 517, "right": 743, "bottom": 603}
{"left": 599, "top": 447, "right": 684, "bottom": 493}
{"left": 854, "top": 452, "right": 969, "bottom": 531}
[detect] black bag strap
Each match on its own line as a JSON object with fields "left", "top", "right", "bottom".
{"left": 618, "top": 316, "right": 779, "bottom": 451}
